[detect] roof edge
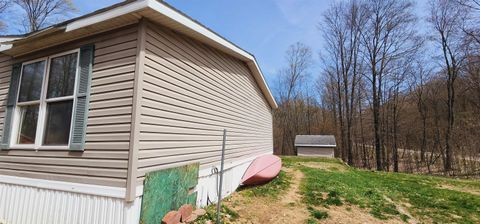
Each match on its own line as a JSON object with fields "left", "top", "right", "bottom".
{"left": 61, "top": 0, "right": 277, "bottom": 108}
{"left": 0, "top": 37, "right": 22, "bottom": 51}
{"left": 65, "top": 0, "right": 149, "bottom": 32}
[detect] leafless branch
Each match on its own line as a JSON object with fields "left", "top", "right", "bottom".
{"left": 13, "top": 0, "right": 76, "bottom": 32}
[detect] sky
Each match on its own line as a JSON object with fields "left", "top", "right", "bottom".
{"left": 5, "top": 0, "right": 431, "bottom": 87}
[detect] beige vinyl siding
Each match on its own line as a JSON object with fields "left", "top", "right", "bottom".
{"left": 0, "top": 25, "right": 138, "bottom": 188}
{"left": 0, "top": 54, "right": 12, "bottom": 140}
{"left": 137, "top": 22, "right": 273, "bottom": 183}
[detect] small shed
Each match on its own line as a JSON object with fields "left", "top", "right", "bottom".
{"left": 295, "top": 135, "right": 336, "bottom": 157}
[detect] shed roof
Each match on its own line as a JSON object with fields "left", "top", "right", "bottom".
{"left": 0, "top": 0, "right": 277, "bottom": 109}
{"left": 294, "top": 135, "right": 337, "bottom": 147}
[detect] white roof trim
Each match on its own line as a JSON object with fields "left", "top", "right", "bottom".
{"left": 295, "top": 144, "right": 337, "bottom": 148}
{"left": 0, "top": 37, "right": 21, "bottom": 51}
{"left": 0, "top": 44, "right": 13, "bottom": 51}
{"left": 0, "top": 37, "right": 21, "bottom": 42}
{"left": 148, "top": 0, "right": 253, "bottom": 60}
{"left": 64, "top": 0, "right": 277, "bottom": 108}
{"left": 65, "top": 0, "right": 149, "bottom": 32}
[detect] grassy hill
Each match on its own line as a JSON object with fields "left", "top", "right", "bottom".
{"left": 197, "top": 157, "right": 480, "bottom": 224}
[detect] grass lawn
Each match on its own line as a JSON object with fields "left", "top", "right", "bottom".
{"left": 284, "top": 156, "right": 480, "bottom": 224}
{"left": 196, "top": 156, "right": 480, "bottom": 224}
{"left": 237, "top": 170, "right": 292, "bottom": 199}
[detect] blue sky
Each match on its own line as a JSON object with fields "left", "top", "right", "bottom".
{"left": 7, "top": 0, "right": 431, "bottom": 87}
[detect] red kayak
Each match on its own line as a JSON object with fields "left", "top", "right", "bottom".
{"left": 241, "top": 155, "right": 282, "bottom": 185}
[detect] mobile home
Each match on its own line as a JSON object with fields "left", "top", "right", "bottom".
{"left": 0, "top": 1, "right": 276, "bottom": 223}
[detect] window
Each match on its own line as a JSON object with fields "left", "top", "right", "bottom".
{"left": 13, "top": 50, "right": 79, "bottom": 149}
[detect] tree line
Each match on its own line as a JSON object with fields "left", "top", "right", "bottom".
{"left": 273, "top": 0, "right": 480, "bottom": 177}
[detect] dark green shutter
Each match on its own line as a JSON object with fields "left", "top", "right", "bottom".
{"left": 70, "top": 45, "right": 94, "bottom": 151}
{"left": 1, "top": 63, "right": 22, "bottom": 150}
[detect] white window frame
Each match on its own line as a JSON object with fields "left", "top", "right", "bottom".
{"left": 10, "top": 49, "right": 80, "bottom": 150}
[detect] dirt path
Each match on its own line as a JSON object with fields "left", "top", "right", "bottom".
{"left": 275, "top": 168, "right": 310, "bottom": 224}
{"left": 224, "top": 168, "right": 309, "bottom": 224}
{"left": 281, "top": 167, "right": 304, "bottom": 205}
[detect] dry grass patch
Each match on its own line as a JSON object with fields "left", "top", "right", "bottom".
{"left": 317, "top": 204, "right": 405, "bottom": 224}
{"left": 437, "top": 184, "right": 480, "bottom": 196}
{"left": 302, "top": 162, "right": 348, "bottom": 172}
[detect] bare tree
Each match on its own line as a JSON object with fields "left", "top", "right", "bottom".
{"left": 360, "top": 0, "right": 419, "bottom": 171}
{"left": 275, "top": 42, "right": 313, "bottom": 103}
{"left": 456, "top": 0, "right": 480, "bottom": 10}
{"left": 13, "top": 0, "right": 75, "bottom": 32}
{"left": 455, "top": 0, "right": 480, "bottom": 46}
{"left": 356, "top": 79, "right": 369, "bottom": 168}
{"left": 428, "top": 0, "right": 468, "bottom": 172}
{"left": 0, "top": 0, "right": 8, "bottom": 14}
{"left": 274, "top": 42, "right": 314, "bottom": 155}
{"left": 411, "top": 60, "right": 432, "bottom": 163}
{"left": 321, "top": 0, "right": 366, "bottom": 165}
{"left": 389, "top": 59, "right": 412, "bottom": 172}
{"left": 318, "top": 70, "right": 343, "bottom": 157}
{"left": 270, "top": 0, "right": 480, "bottom": 177}
{"left": 0, "top": 0, "right": 10, "bottom": 31}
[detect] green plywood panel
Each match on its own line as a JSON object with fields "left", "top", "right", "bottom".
{"left": 140, "top": 163, "right": 199, "bottom": 224}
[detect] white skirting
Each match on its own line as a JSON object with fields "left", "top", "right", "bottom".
{"left": 0, "top": 154, "right": 264, "bottom": 224}
{"left": 0, "top": 180, "right": 142, "bottom": 224}
{"left": 195, "top": 156, "right": 256, "bottom": 207}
